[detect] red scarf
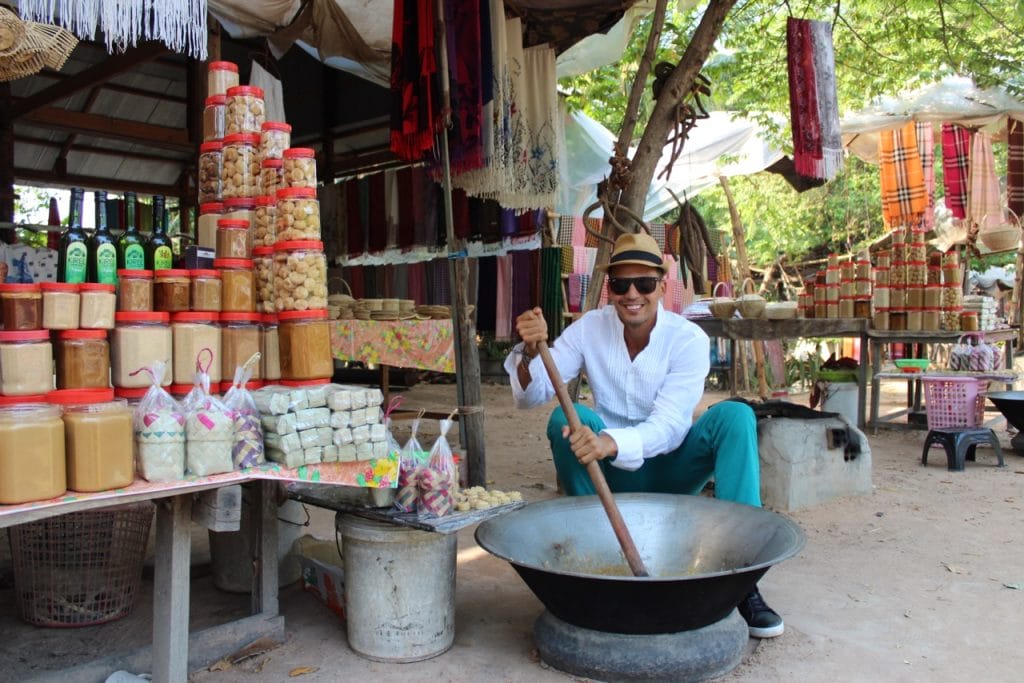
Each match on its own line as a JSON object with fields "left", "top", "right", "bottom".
{"left": 390, "top": 0, "right": 437, "bottom": 161}
{"left": 786, "top": 17, "right": 821, "bottom": 177}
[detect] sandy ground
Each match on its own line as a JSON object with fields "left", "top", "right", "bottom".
{"left": 3, "top": 377, "right": 1024, "bottom": 682}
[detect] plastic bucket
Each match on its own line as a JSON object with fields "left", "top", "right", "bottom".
{"left": 336, "top": 513, "right": 457, "bottom": 662}
{"left": 820, "top": 381, "right": 858, "bottom": 424}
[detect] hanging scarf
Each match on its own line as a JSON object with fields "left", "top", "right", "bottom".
{"left": 1008, "top": 117, "right": 1024, "bottom": 220}
{"left": 941, "top": 123, "right": 971, "bottom": 219}
{"left": 967, "top": 131, "right": 1001, "bottom": 231}
{"left": 390, "top": 0, "right": 437, "bottom": 161}
{"left": 439, "top": 0, "right": 485, "bottom": 174}
{"left": 915, "top": 122, "right": 936, "bottom": 232}
{"left": 346, "top": 180, "right": 365, "bottom": 257}
{"left": 786, "top": 18, "right": 843, "bottom": 180}
{"left": 879, "top": 121, "right": 927, "bottom": 228}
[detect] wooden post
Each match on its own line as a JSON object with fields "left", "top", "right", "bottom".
{"left": 720, "top": 175, "right": 769, "bottom": 398}
{"left": 153, "top": 494, "right": 193, "bottom": 683}
{"left": 250, "top": 480, "right": 279, "bottom": 617}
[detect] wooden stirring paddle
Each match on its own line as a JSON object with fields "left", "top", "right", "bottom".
{"left": 536, "top": 340, "right": 649, "bottom": 577}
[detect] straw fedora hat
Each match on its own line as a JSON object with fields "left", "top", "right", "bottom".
{"left": 596, "top": 231, "right": 667, "bottom": 274}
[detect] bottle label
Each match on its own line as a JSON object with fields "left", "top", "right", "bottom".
{"left": 65, "top": 241, "right": 87, "bottom": 283}
{"left": 154, "top": 245, "right": 173, "bottom": 270}
{"left": 96, "top": 243, "right": 117, "bottom": 284}
{"left": 125, "top": 244, "right": 145, "bottom": 270}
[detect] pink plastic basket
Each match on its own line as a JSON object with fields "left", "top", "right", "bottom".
{"left": 922, "top": 376, "right": 985, "bottom": 430}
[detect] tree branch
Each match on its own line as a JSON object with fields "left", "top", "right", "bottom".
{"left": 614, "top": 0, "right": 669, "bottom": 160}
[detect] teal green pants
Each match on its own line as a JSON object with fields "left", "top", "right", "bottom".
{"left": 547, "top": 400, "right": 762, "bottom": 507}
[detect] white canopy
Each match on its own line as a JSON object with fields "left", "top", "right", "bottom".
{"left": 841, "top": 75, "right": 1024, "bottom": 163}
{"left": 559, "top": 109, "right": 783, "bottom": 221}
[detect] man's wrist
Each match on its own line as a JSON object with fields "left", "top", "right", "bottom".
{"left": 520, "top": 343, "right": 536, "bottom": 364}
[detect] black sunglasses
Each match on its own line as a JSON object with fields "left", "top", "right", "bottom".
{"left": 608, "top": 276, "right": 662, "bottom": 296}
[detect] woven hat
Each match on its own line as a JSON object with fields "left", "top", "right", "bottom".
{"left": 0, "top": 7, "right": 77, "bottom": 82}
{"left": 596, "top": 231, "right": 667, "bottom": 274}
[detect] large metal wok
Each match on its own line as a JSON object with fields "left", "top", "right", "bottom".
{"left": 476, "top": 493, "right": 805, "bottom": 634}
{"left": 986, "top": 391, "right": 1024, "bottom": 431}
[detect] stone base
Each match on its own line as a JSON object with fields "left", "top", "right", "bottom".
{"left": 534, "top": 609, "right": 748, "bottom": 683}
{"left": 758, "top": 417, "right": 872, "bottom": 511}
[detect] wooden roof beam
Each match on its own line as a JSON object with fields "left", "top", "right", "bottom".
{"left": 32, "top": 71, "right": 188, "bottom": 105}
{"left": 12, "top": 41, "right": 171, "bottom": 119}
{"left": 15, "top": 167, "right": 180, "bottom": 197}
{"left": 21, "top": 107, "right": 192, "bottom": 152}
{"left": 14, "top": 135, "right": 189, "bottom": 164}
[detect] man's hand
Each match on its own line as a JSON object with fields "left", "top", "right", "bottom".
{"left": 562, "top": 425, "right": 617, "bottom": 465}
{"left": 515, "top": 307, "right": 548, "bottom": 356}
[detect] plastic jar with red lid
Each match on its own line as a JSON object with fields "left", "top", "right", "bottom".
{"left": 172, "top": 312, "right": 222, "bottom": 386}
{"left": 198, "top": 202, "right": 225, "bottom": 250}
{"left": 261, "top": 313, "right": 281, "bottom": 381}
{"left": 111, "top": 311, "right": 172, "bottom": 388}
{"left": 260, "top": 121, "right": 291, "bottom": 159}
{"left": 273, "top": 240, "right": 327, "bottom": 311}
{"left": 79, "top": 283, "right": 116, "bottom": 329}
{"left": 0, "top": 282, "right": 42, "bottom": 330}
{"left": 0, "top": 401, "right": 66, "bottom": 504}
{"left": 220, "top": 312, "right": 262, "bottom": 381}
{"left": 255, "top": 194, "right": 277, "bottom": 246}
{"left": 282, "top": 147, "right": 317, "bottom": 189}
{"left": 278, "top": 310, "right": 334, "bottom": 381}
{"left": 48, "top": 388, "right": 133, "bottom": 492}
{"left": 222, "top": 133, "right": 261, "bottom": 199}
{"left": 0, "top": 329, "right": 52, "bottom": 395}
{"left": 117, "top": 269, "right": 154, "bottom": 312}
{"left": 225, "top": 85, "right": 265, "bottom": 135}
{"left": 56, "top": 329, "right": 110, "bottom": 390}
{"left": 154, "top": 269, "right": 191, "bottom": 313}
{"left": 207, "top": 61, "right": 239, "bottom": 96}
{"left": 217, "top": 218, "right": 251, "bottom": 259}
{"left": 41, "top": 281, "right": 81, "bottom": 330}
{"left": 216, "top": 258, "right": 255, "bottom": 312}
{"left": 199, "top": 140, "right": 223, "bottom": 204}
{"left": 276, "top": 187, "right": 321, "bottom": 241}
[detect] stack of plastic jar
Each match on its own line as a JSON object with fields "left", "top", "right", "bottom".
{"left": 278, "top": 310, "right": 334, "bottom": 381}
{"left": 273, "top": 241, "right": 328, "bottom": 312}
{"left": 47, "top": 388, "right": 133, "bottom": 492}
{"left": 275, "top": 187, "right": 321, "bottom": 241}
{"left": 197, "top": 202, "right": 224, "bottom": 251}
{"left": 225, "top": 85, "right": 265, "bottom": 135}
{"left": 203, "top": 94, "right": 226, "bottom": 141}
{"left": 207, "top": 61, "right": 239, "bottom": 96}
{"left": 254, "top": 196, "right": 276, "bottom": 247}
{"left": 282, "top": 148, "right": 317, "bottom": 189}
{"left": 222, "top": 134, "right": 260, "bottom": 199}
{"left": 111, "top": 312, "right": 172, "bottom": 388}
{"left": 0, "top": 399, "right": 66, "bottom": 504}
{"left": 198, "top": 141, "right": 223, "bottom": 205}
{"left": 261, "top": 121, "right": 291, "bottom": 159}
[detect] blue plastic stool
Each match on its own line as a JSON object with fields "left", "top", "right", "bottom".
{"left": 921, "top": 428, "right": 1005, "bottom": 472}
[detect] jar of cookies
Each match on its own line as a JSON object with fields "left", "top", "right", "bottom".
{"left": 203, "top": 95, "right": 226, "bottom": 141}
{"left": 254, "top": 196, "right": 276, "bottom": 247}
{"left": 282, "top": 147, "right": 317, "bottom": 189}
{"left": 273, "top": 241, "right": 328, "bottom": 312}
{"left": 275, "top": 187, "right": 321, "bottom": 241}
{"left": 222, "top": 133, "right": 260, "bottom": 199}
{"left": 253, "top": 247, "right": 275, "bottom": 314}
{"left": 216, "top": 218, "right": 251, "bottom": 259}
{"left": 198, "top": 141, "right": 223, "bottom": 205}
{"left": 225, "top": 85, "right": 265, "bottom": 136}
{"left": 197, "top": 202, "right": 224, "bottom": 251}
{"left": 260, "top": 121, "right": 291, "bottom": 159}
{"left": 215, "top": 258, "right": 256, "bottom": 312}
{"left": 261, "top": 158, "right": 284, "bottom": 197}
{"left": 207, "top": 61, "right": 239, "bottom": 96}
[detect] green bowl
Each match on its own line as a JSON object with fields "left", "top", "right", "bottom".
{"left": 894, "top": 358, "right": 930, "bottom": 373}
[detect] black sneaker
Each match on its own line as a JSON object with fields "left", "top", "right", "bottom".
{"left": 738, "top": 588, "right": 784, "bottom": 638}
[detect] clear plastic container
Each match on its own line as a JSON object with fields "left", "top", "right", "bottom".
{"left": 216, "top": 218, "right": 251, "bottom": 259}
{"left": 116, "top": 269, "right": 153, "bottom": 312}
{"left": 225, "top": 85, "right": 265, "bottom": 136}
{"left": 261, "top": 314, "right": 281, "bottom": 381}
{"left": 48, "top": 389, "right": 133, "bottom": 492}
{"left": 0, "top": 283, "right": 42, "bottom": 330}
{"left": 282, "top": 147, "right": 317, "bottom": 189}
{"left": 79, "top": 283, "right": 116, "bottom": 329}
{"left": 220, "top": 312, "right": 262, "bottom": 381}
{"left": 215, "top": 258, "right": 256, "bottom": 312}
{"left": 222, "top": 133, "right": 261, "bottom": 199}
{"left": 172, "top": 312, "right": 222, "bottom": 385}
{"left": 260, "top": 121, "right": 291, "bottom": 159}
{"left": 0, "top": 330, "right": 53, "bottom": 395}
{"left": 207, "top": 61, "right": 239, "bottom": 96}
{"left": 41, "top": 281, "right": 81, "bottom": 330}
{"left": 197, "top": 202, "right": 224, "bottom": 251}
{"left": 198, "top": 140, "right": 223, "bottom": 205}
{"left": 190, "top": 269, "right": 222, "bottom": 312}
{"left": 56, "top": 329, "right": 110, "bottom": 390}
{"left": 254, "top": 195, "right": 276, "bottom": 247}
{"left": 203, "top": 94, "right": 226, "bottom": 141}
{"left": 278, "top": 310, "right": 334, "bottom": 381}
{"left": 111, "top": 311, "right": 172, "bottom": 388}
{"left": 0, "top": 400, "right": 66, "bottom": 504}
{"left": 273, "top": 240, "right": 327, "bottom": 312}
{"left": 223, "top": 197, "right": 255, "bottom": 252}
{"left": 261, "top": 159, "right": 284, "bottom": 198}
{"left": 254, "top": 246, "right": 275, "bottom": 314}
{"left": 275, "top": 187, "right": 321, "bottom": 241}
{"left": 153, "top": 269, "right": 191, "bottom": 313}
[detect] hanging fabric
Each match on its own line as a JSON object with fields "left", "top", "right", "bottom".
{"left": 439, "top": 0, "right": 485, "bottom": 175}
{"left": 1008, "top": 117, "right": 1024, "bottom": 219}
{"left": 346, "top": 180, "right": 365, "bottom": 257}
{"left": 385, "top": 170, "right": 400, "bottom": 249}
{"left": 557, "top": 215, "right": 574, "bottom": 246}
{"left": 941, "top": 123, "right": 971, "bottom": 219}
{"left": 879, "top": 121, "right": 927, "bottom": 228}
{"left": 367, "top": 173, "right": 387, "bottom": 253}
{"left": 397, "top": 168, "right": 416, "bottom": 249}
{"left": 495, "top": 254, "right": 513, "bottom": 340}
{"left": 915, "top": 122, "right": 936, "bottom": 231}
{"left": 785, "top": 17, "right": 843, "bottom": 181}
{"left": 476, "top": 256, "right": 497, "bottom": 334}
{"left": 390, "top": 0, "right": 437, "bottom": 161}
{"left": 478, "top": 200, "right": 502, "bottom": 243}
{"left": 967, "top": 131, "right": 1001, "bottom": 232}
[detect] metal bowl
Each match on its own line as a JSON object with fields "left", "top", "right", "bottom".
{"left": 986, "top": 391, "right": 1024, "bottom": 431}
{"left": 476, "top": 493, "right": 805, "bottom": 634}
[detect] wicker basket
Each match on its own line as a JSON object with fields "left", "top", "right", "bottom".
{"left": 979, "top": 209, "right": 1021, "bottom": 253}
{"left": 8, "top": 503, "right": 154, "bottom": 627}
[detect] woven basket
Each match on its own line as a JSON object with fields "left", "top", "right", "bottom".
{"left": 736, "top": 278, "right": 766, "bottom": 319}
{"left": 31, "top": 22, "right": 78, "bottom": 71}
{"left": 979, "top": 208, "right": 1021, "bottom": 253}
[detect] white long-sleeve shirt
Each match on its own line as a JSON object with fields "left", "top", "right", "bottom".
{"left": 504, "top": 303, "right": 710, "bottom": 471}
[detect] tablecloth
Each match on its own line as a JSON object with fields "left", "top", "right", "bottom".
{"left": 331, "top": 319, "right": 456, "bottom": 373}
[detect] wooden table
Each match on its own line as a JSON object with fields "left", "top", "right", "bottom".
{"left": 0, "top": 458, "right": 400, "bottom": 682}
{"left": 694, "top": 318, "right": 870, "bottom": 427}
{"left": 867, "top": 327, "right": 1018, "bottom": 430}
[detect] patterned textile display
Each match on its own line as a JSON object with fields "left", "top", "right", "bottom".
{"left": 397, "top": 168, "right": 416, "bottom": 249}
{"left": 915, "top": 122, "right": 936, "bottom": 231}
{"left": 584, "top": 217, "right": 601, "bottom": 248}
{"left": 567, "top": 274, "right": 583, "bottom": 312}
{"left": 879, "top": 121, "right": 927, "bottom": 228}
{"left": 941, "top": 123, "right": 971, "bottom": 219}
{"left": 557, "top": 214, "right": 575, "bottom": 245}
{"left": 451, "top": 189, "right": 472, "bottom": 240}
{"left": 431, "top": 259, "right": 451, "bottom": 305}
{"left": 649, "top": 222, "right": 666, "bottom": 252}
{"left": 967, "top": 131, "right": 1002, "bottom": 231}
{"left": 390, "top": 0, "right": 438, "bottom": 161}
{"left": 560, "top": 245, "right": 573, "bottom": 274}
{"left": 786, "top": 17, "right": 843, "bottom": 180}
{"left": 500, "top": 207, "right": 518, "bottom": 237}
{"left": 407, "top": 261, "right": 427, "bottom": 305}
{"left": 540, "top": 247, "right": 564, "bottom": 341}
{"left": 579, "top": 274, "right": 591, "bottom": 310}
{"left": 1009, "top": 117, "right": 1024, "bottom": 219}
{"left": 439, "top": 0, "right": 484, "bottom": 175}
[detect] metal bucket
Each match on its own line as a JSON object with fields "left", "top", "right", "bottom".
{"left": 336, "top": 513, "right": 457, "bottom": 662}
